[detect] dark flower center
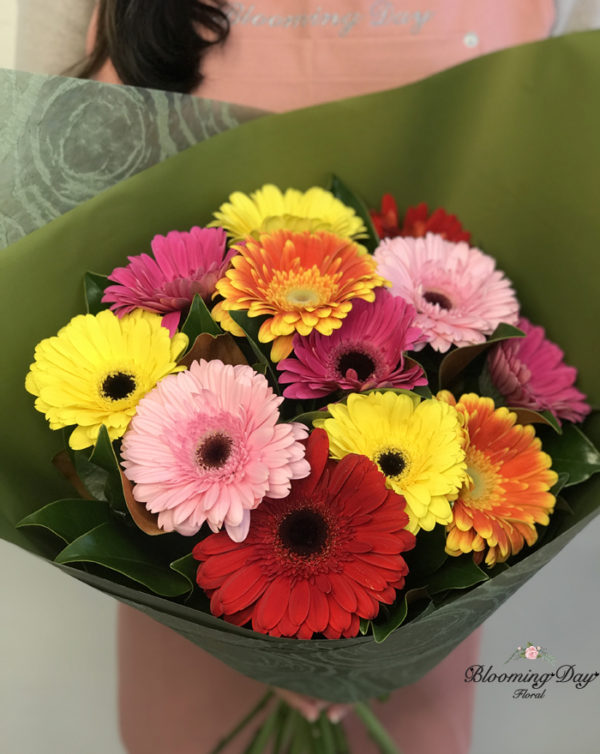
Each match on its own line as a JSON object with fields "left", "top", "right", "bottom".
{"left": 279, "top": 509, "right": 328, "bottom": 557}
{"left": 337, "top": 350, "right": 376, "bottom": 382}
{"left": 423, "top": 290, "right": 452, "bottom": 310}
{"left": 377, "top": 450, "right": 406, "bottom": 478}
{"left": 196, "top": 433, "right": 233, "bottom": 469}
{"left": 101, "top": 372, "right": 136, "bottom": 401}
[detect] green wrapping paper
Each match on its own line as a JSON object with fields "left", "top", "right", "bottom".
{"left": 1, "top": 31, "right": 599, "bottom": 703}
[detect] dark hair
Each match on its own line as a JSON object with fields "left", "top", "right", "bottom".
{"left": 78, "top": 0, "right": 230, "bottom": 93}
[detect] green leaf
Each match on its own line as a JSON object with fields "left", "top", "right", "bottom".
{"left": 438, "top": 323, "right": 525, "bottom": 388}
{"left": 372, "top": 595, "right": 408, "bottom": 643}
{"left": 510, "top": 407, "right": 562, "bottom": 434}
{"left": 328, "top": 174, "right": 379, "bottom": 252}
{"left": 539, "top": 423, "right": 600, "bottom": 487}
{"left": 427, "top": 556, "right": 489, "bottom": 595}
{"left": 17, "top": 498, "right": 111, "bottom": 544}
{"left": 181, "top": 294, "right": 222, "bottom": 340}
{"left": 404, "top": 526, "right": 448, "bottom": 582}
{"left": 88, "top": 425, "right": 127, "bottom": 514}
{"left": 230, "top": 310, "right": 281, "bottom": 393}
{"left": 551, "top": 472, "right": 570, "bottom": 498}
{"left": 359, "top": 618, "right": 371, "bottom": 636}
{"left": 84, "top": 271, "right": 110, "bottom": 315}
{"left": 290, "top": 410, "right": 332, "bottom": 427}
{"left": 54, "top": 521, "right": 191, "bottom": 597}
{"left": 70, "top": 448, "right": 109, "bottom": 501}
{"left": 169, "top": 553, "right": 197, "bottom": 592}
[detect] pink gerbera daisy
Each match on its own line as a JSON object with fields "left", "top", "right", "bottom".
{"left": 120, "top": 359, "right": 310, "bottom": 541}
{"left": 374, "top": 233, "right": 519, "bottom": 352}
{"left": 486, "top": 317, "right": 591, "bottom": 423}
{"left": 102, "top": 227, "right": 234, "bottom": 335}
{"left": 277, "top": 288, "right": 426, "bottom": 398}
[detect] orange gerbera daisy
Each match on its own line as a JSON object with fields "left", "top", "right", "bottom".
{"left": 437, "top": 392, "right": 558, "bottom": 567}
{"left": 213, "top": 230, "right": 388, "bottom": 361}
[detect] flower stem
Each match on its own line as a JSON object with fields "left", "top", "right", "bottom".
{"left": 354, "top": 702, "right": 403, "bottom": 754}
{"left": 207, "top": 689, "right": 274, "bottom": 754}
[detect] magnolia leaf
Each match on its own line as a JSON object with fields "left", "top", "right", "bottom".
{"left": 511, "top": 407, "right": 562, "bottom": 433}
{"left": 426, "top": 556, "right": 489, "bottom": 595}
{"left": 54, "top": 521, "right": 191, "bottom": 597}
{"left": 289, "top": 410, "right": 332, "bottom": 427}
{"left": 17, "top": 498, "right": 111, "bottom": 544}
{"left": 438, "top": 323, "right": 525, "bottom": 388}
{"left": 404, "top": 526, "right": 448, "bottom": 583}
{"left": 181, "top": 294, "right": 222, "bottom": 340}
{"left": 179, "top": 332, "right": 249, "bottom": 369}
{"left": 328, "top": 174, "right": 379, "bottom": 252}
{"left": 84, "top": 271, "right": 110, "bottom": 315}
{"left": 359, "top": 618, "right": 371, "bottom": 636}
{"left": 120, "top": 470, "right": 164, "bottom": 536}
{"left": 372, "top": 595, "right": 408, "bottom": 643}
{"left": 538, "top": 424, "right": 600, "bottom": 487}
{"left": 170, "top": 553, "right": 198, "bottom": 592}
{"left": 550, "top": 472, "right": 570, "bottom": 498}
{"left": 52, "top": 450, "right": 95, "bottom": 500}
{"left": 230, "top": 310, "right": 281, "bottom": 393}
{"left": 88, "top": 425, "right": 127, "bottom": 514}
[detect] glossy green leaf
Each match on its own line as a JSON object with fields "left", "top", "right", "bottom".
{"left": 84, "top": 271, "right": 110, "bottom": 315}
{"left": 230, "top": 310, "right": 280, "bottom": 393}
{"left": 290, "top": 410, "right": 332, "bottom": 427}
{"left": 372, "top": 595, "right": 408, "bottom": 643}
{"left": 539, "top": 423, "right": 600, "bottom": 487}
{"left": 170, "top": 553, "right": 197, "bottom": 592}
{"left": 404, "top": 525, "right": 448, "bottom": 583}
{"left": 70, "top": 448, "right": 109, "bottom": 501}
{"left": 17, "top": 498, "right": 111, "bottom": 543}
{"left": 54, "top": 521, "right": 190, "bottom": 597}
{"left": 438, "top": 323, "right": 524, "bottom": 388}
{"left": 181, "top": 294, "right": 222, "bottom": 340}
{"left": 87, "top": 425, "right": 126, "bottom": 514}
{"left": 426, "top": 556, "right": 489, "bottom": 595}
{"left": 328, "top": 174, "right": 379, "bottom": 252}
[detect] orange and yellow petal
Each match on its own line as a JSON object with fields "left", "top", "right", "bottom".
{"left": 440, "top": 392, "right": 558, "bottom": 566}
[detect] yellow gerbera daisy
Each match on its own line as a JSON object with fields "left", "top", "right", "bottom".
{"left": 437, "top": 392, "right": 558, "bottom": 567}
{"left": 209, "top": 184, "right": 367, "bottom": 242}
{"left": 314, "top": 391, "right": 467, "bottom": 533}
{"left": 213, "top": 230, "right": 387, "bottom": 361}
{"left": 26, "top": 309, "right": 188, "bottom": 450}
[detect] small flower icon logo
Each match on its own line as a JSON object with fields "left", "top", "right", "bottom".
{"left": 506, "top": 642, "right": 554, "bottom": 665}
{"left": 525, "top": 646, "right": 539, "bottom": 660}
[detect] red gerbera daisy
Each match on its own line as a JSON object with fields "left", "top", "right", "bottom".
{"left": 193, "top": 429, "right": 415, "bottom": 640}
{"left": 370, "top": 195, "right": 471, "bottom": 243}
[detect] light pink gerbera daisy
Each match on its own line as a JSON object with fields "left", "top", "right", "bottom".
{"left": 102, "top": 227, "right": 234, "bottom": 335}
{"left": 120, "top": 359, "right": 310, "bottom": 541}
{"left": 487, "top": 317, "right": 591, "bottom": 423}
{"left": 277, "top": 288, "right": 426, "bottom": 398}
{"left": 374, "top": 233, "right": 519, "bottom": 352}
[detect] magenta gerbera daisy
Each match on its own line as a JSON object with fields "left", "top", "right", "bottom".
{"left": 277, "top": 288, "right": 426, "bottom": 398}
{"left": 120, "top": 359, "right": 310, "bottom": 541}
{"left": 102, "top": 227, "right": 234, "bottom": 335}
{"left": 374, "top": 233, "right": 519, "bottom": 352}
{"left": 486, "top": 317, "right": 591, "bottom": 423}
{"left": 194, "top": 429, "right": 415, "bottom": 639}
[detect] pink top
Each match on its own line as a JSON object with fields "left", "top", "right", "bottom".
{"left": 90, "top": 1, "right": 555, "bottom": 112}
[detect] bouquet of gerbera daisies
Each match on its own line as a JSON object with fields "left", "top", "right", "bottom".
{"left": 19, "top": 177, "right": 599, "bottom": 750}
{"left": 2, "top": 30, "right": 600, "bottom": 754}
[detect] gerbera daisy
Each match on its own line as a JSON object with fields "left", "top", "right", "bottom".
{"left": 374, "top": 234, "right": 519, "bottom": 352}
{"left": 314, "top": 392, "right": 467, "bottom": 532}
{"left": 120, "top": 359, "right": 310, "bottom": 541}
{"left": 370, "top": 196, "right": 471, "bottom": 243}
{"left": 438, "top": 392, "right": 558, "bottom": 567}
{"left": 277, "top": 288, "right": 426, "bottom": 398}
{"left": 193, "top": 429, "right": 415, "bottom": 639}
{"left": 102, "top": 227, "right": 233, "bottom": 335}
{"left": 213, "top": 230, "right": 388, "bottom": 361}
{"left": 486, "top": 317, "right": 591, "bottom": 423}
{"left": 25, "top": 309, "right": 187, "bottom": 450}
{"left": 210, "top": 184, "right": 367, "bottom": 242}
